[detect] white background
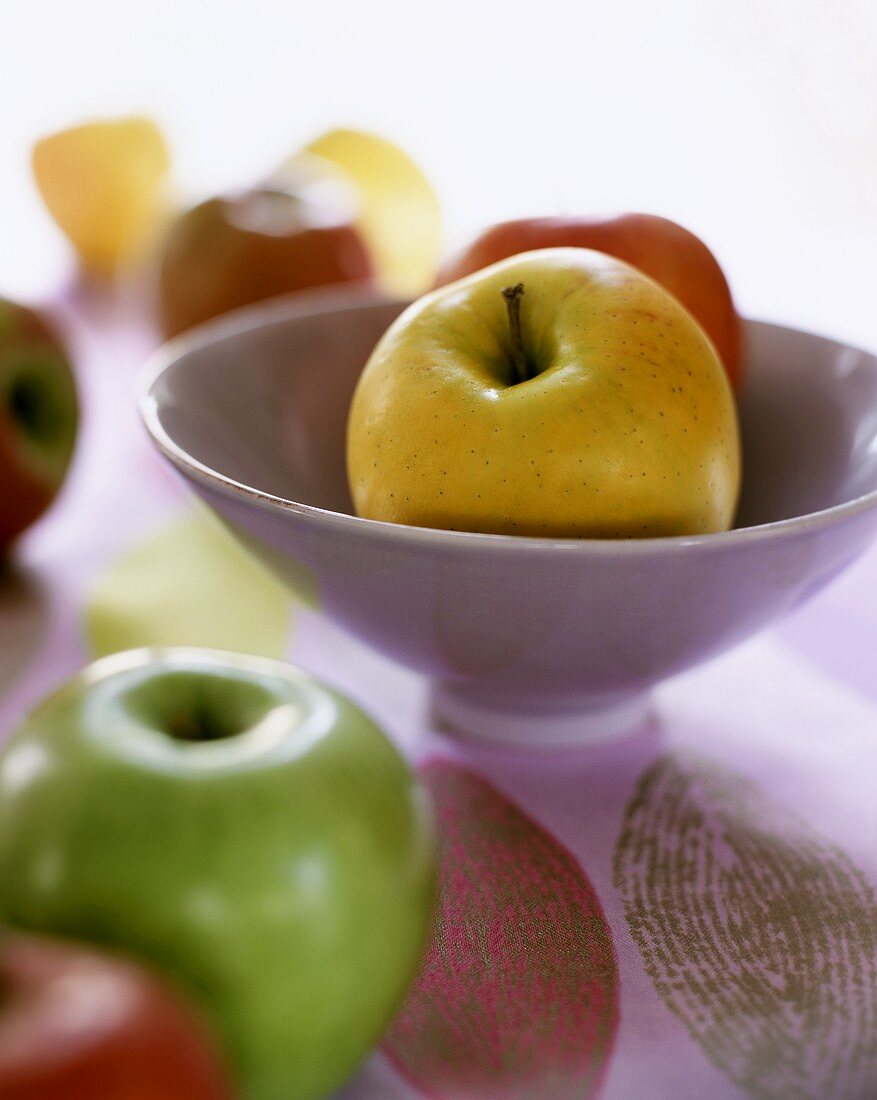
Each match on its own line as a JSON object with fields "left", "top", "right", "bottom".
{"left": 2, "top": 0, "right": 876, "bottom": 349}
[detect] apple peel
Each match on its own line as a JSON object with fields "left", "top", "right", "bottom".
{"left": 298, "top": 128, "right": 441, "bottom": 296}
{"left": 84, "top": 509, "right": 297, "bottom": 659}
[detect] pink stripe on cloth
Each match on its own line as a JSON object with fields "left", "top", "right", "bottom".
{"left": 384, "top": 759, "right": 618, "bottom": 1100}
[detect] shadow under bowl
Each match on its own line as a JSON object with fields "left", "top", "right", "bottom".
{"left": 140, "top": 287, "right": 877, "bottom": 746}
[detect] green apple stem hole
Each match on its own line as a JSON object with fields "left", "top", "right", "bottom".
{"left": 166, "top": 707, "right": 234, "bottom": 743}
{"left": 124, "top": 672, "right": 280, "bottom": 744}
{"left": 501, "top": 283, "right": 533, "bottom": 385}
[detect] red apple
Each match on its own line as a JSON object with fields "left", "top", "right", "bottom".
{"left": 0, "top": 932, "right": 232, "bottom": 1099}
{"left": 0, "top": 298, "right": 78, "bottom": 549}
{"left": 439, "top": 214, "right": 743, "bottom": 390}
{"left": 158, "top": 165, "right": 374, "bottom": 338}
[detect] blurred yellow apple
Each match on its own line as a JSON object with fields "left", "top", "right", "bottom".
{"left": 32, "top": 116, "right": 170, "bottom": 277}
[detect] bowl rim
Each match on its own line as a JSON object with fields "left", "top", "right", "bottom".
{"left": 138, "top": 284, "right": 877, "bottom": 557}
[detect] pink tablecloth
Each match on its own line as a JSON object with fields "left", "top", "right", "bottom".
{"left": 2, "top": 291, "right": 877, "bottom": 1100}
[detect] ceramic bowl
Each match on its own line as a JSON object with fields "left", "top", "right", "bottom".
{"left": 140, "top": 287, "right": 877, "bottom": 745}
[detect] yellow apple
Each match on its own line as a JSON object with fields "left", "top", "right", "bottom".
{"left": 347, "top": 248, "right": 741, "bottom": 538}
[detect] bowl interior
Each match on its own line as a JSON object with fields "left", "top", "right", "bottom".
{"left": 147, "top": 294, "right": 877, "bottom": 531}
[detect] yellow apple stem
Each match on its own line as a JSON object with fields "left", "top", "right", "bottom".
{"left": 501, "top": 283, "right": 530, "bottom": 384}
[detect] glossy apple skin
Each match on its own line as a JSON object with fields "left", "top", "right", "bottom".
{"left": 438, "top": 214, "right": 743, "bottom": 390}
{"left": 0, "top": 649, "right": 435, "bottom": 1100}
{"left": 159, "top": 186, "right": 374, "bottom": 338}
{"left": 0, "top": 932, "right": 231, "bottom": 1100}
{"left": 348, "top": 247, "right": 741, "bottom": 538}
{"left": 0, "top": 299, "right": 78, "bottom": 549}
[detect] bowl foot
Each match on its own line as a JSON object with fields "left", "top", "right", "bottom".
{"left": 429, "top": 682, "right": 654, "bottom": 748}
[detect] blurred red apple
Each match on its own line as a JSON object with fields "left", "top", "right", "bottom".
{"left": 439, "top": 214, "right": 743, "bottom": 390}
{"left": 158, "top": 164, "right": 374, "bottom": 338}
{"left": 0, "top": 933, "right": 231, "bottom": 1099}
{"left": 0, "top": 298, "right": 78, "bottom": 550}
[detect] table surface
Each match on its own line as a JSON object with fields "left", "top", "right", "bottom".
{"left": 1, "top": 284, "right": 876, "bottom": 1100}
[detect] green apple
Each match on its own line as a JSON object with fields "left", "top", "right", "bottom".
{"left": 347, "top": 247, "right": 741, "bottom": 537}
{"left": 0, "top": 649, "right": 436, "bottom": 1100}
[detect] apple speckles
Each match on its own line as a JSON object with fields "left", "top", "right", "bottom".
{"left": 348, "top": 251, "right": 739, "bottom": 537}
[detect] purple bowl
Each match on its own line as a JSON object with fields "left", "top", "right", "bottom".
{"left": 140, "top": 288, "right": 877, "bottom": 746}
